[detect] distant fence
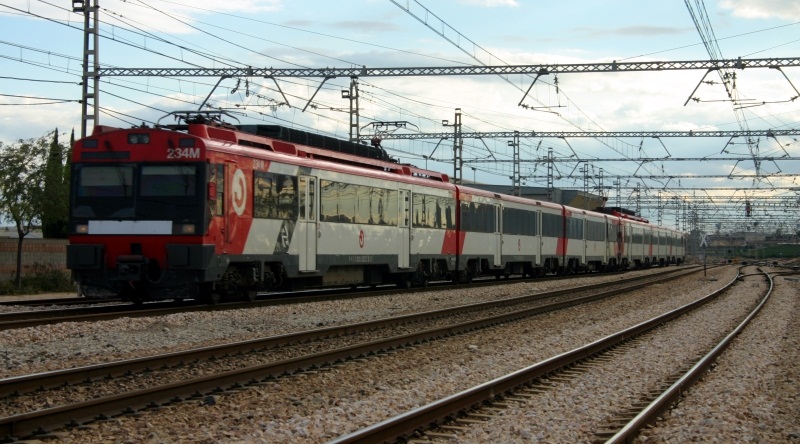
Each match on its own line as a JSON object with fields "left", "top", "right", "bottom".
{"left": 0, "top": 238, "right": 68, "bottom": 281}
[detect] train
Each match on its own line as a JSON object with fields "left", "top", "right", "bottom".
{"left": 67, "top": 111, "right": 687, "bottom": 303}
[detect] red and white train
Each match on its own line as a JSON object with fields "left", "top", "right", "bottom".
{"left": 67, "top": 111, "right": 687, "bottom": 303}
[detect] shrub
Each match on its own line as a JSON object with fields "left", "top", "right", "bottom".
{"left": 0, "top": 263, "right": 75, "bottom": 295}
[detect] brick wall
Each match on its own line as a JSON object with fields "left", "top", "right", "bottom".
{"left": 0, "top": 238, "right": 68, "bottom": 281}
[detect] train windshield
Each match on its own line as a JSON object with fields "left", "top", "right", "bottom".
{"left": 72, "top": 163, "right": 205, "bottom": 223}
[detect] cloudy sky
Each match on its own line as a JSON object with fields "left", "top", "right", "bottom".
{"left": 1, "top": 0, "right": 798, "bottom": 231}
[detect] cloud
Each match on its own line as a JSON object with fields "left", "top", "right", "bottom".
{"left": 458, "top": 0, "right": 520, "bottom": 6}
{"left": 719, "top": 0, "right": 800, "bottom": 20}
{"left": 0, "top": 0, "right": 284, "bottom": 35}
{"left": 330, "top": 20, "right": 403, "bottom": 33}
{"left": 574, "top": 26, "right": 688, "bottom": 39}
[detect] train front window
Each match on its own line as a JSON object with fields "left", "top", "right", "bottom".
{"left": 77, "top": 166, "right": 133, "bottom": 197}
{"left": 72, "top": 164, "right": 204, "bottom": 223}
{"left": 140, "top": 166, "right": 197, "bottom": 196}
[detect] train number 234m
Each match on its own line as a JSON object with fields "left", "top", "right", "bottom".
{"left": 167, "top": 147, "right": 201, "bottom": 159}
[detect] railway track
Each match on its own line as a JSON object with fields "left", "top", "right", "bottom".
{"left": 328, "top": 267, "right": 772, "bottom": 443}
{"left": 0, "top": 266, "right": 705, "bottom": 439}
{"left": 0, "top": 297, "right": 110, "bottom": 307}
{"left": 0, "top": 267, "right": 697, "bottom": 331}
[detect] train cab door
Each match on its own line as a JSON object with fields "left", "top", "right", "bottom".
{"left": 398, "top": 189, "right": 410, "bottom": 269}
{"left": 494, "top": 204, "right": 502, "bottom": 267}
{"left": 298, "top": 175, "right": 317, "bottom": 272}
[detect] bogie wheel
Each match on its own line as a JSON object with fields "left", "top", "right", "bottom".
{"left": 121, "top": 287, "right": 145, "bottom": 305}
{"left": 200, "top": 292, "right": 221, "bottom": 305}
{"left": 398, "top": 276, "right": 413, "bottom": 289}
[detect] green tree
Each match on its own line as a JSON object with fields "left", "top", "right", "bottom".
{"left": 41, "top": 128, "right": 70, "bottom": 238}
{"left": 0, "top": 134, "right": 50, "bottom": 288}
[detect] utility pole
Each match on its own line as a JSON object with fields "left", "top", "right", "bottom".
{"left": 595, "top": 168, "right": 604, "bottom": 202}
{"left": 657, "top": 190, "right": 663, "bottom": 225}
{"left": 442, "top": 109, "right": 463, "bottom": 184}
{"left": 546, "top": 147, "right": 554, "bottom": 202}
{"left": 635, "top": 184, "right": 641, "bottom": 216}
{"left": 509, "top": 131, "right": 520, "bottom": 196}
{"left": 453, "top": 109, "right": 462, "bottom": 184}
{"left": 343, "top": 77, "right": 360, "bottom": 142}
{"left": 74, "top": 0, "right": 100, "bottom": 138}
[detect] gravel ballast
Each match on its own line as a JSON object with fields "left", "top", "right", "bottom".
{"left": 2, "top": 266, "right": 795, "bottom": 443}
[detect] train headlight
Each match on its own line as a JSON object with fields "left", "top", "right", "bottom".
{"left": 174, "top": 224, "right": 196, "bottom": 235}
{"left": 75, "top": 224, "right": 89, "bottom": 234}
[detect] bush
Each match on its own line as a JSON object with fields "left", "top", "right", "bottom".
{"left": 0, "top": 263, "right": 75, "bottom": 295}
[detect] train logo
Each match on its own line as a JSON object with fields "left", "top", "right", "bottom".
{"left": 232, "top": 168, "right": 247, "bottom": 215}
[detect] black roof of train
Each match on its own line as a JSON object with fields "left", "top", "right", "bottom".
{"left": 238, "top": 125, "right": 396, "bottom": 163}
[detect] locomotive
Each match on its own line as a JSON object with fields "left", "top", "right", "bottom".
{"left": 67, "top": 111, "right": 687, "bottom": 303}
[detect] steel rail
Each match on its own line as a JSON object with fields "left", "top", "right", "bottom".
{"left": 604, "top": 268, "right": 774, "bottom": 443}
{"left": 0, "top": 267, "right": 694, "bottom": 398}
{"left": 0, "top": 267, "right": 702, "bottom": 439}
{"left": 0, "top": 297, "right": 118, "bottom": 307}
{"left": 0, "top": 267, "right": 678, "bottom": 331}
{"left": 327, "top": 269, "right": 741, "bottom": 444}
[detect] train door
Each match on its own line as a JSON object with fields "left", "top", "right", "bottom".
{"left": 536, "top": 210, "right": 543, "bottom": 266}
{"left": 615, "top": 219, "right": 624, "bottom": 264}
{"left": 583, "top": 217, "right": 589, "bottom": 263}
{"left": 297, "top": 175, "right": 317, "bottom": 272}
{"left": 208, "top": 164, "right": 225, "bottom": 246}
{"left": 398, "top": 189, "right": 410, "bottom": 269}
{"left": 494, "top": 204, "right": 502, "bottom": 267}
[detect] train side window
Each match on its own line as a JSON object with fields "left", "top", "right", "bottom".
{"left": 254, "top": 171, "right": 297, "bottom": 220}
{"left": 299, "top": 177, "right": 307, "bottom": 220}
{"left": 502, "top": 207, "right": 538, "bottom": 236}
{"left": 308, "top": 177, "right": 316, "bottom": 222}
{"left": 209, "top": 164, "right": 224, "bottom": 216}
{"left": 385, "top": 189, "right": 399, "bottom": 226}
{"left": 566, "top": 216, "right": 583, "bottom": 240}
{"left": 586, "top": 220, "right": 605, "bottom": 241}
{"left": 411, "top": 193, "right": 452, "bottom": 229}
{"left": 253, "top": 172, "right": 276, "bottom": 218}
{"left": 541, "top": 212, "right": 562, "bottom": 237}
{"left": 460, "top": 201, "right": 496, "bottom": 233}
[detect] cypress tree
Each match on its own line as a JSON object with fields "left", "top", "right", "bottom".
{"left": 41, "top": 129, "right": 69, "bottom": 238}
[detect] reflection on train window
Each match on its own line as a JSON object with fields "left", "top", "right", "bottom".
{"left": 541, "top": 212, "right": 562, "bottom": 237}
{"left": 209, "top": 164, "right": 224, "bottom": 216}
{"left": 566, "top": 216, "right": 584, "bottom": 240}
{"left": 319, "top": 180, "right": 398, "bottom": 225}
{"left": 502, "top": 207, "right": 538, "bottom": 236}
{"left": 77, "top": 166, "right": 134, "bottom": 197}
{"left": 141, "top": 165, "right": 197, "bottom": 197}
{"left": 632, "top": 229, "right": 643, "bottom": 244}
{"left": 253, "top": 171, "right": 297, "bottom": 220}
{"left": 460, "top": 201, "right": 495, "bottom": 233}
{"left": 412, "top": 194, "right": 455, "bottom": 229}
{"left": 586, "top": 220, "right": 606, "bottom": 241}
